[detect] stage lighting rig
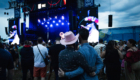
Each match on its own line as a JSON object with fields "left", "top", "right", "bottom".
{"left": 50, "top": 24, "right": 53, "bottom": 27}
{"left": 43, "top": 18, "right": 46, "bottom": 21}
{"left": 59, "top": 20, "right": 61, "bottom": 22}
{"left": 53, "top": 21, "right": 55, "bottom": 23}
{"left": 55, "top": 16, "right": 57, "bottom": 19}
{"left": 47, "top": 22, "right": 50, "bottom": 24}
{"left": 62, "top": 16, "right": 64, "bottom": 20}
{"left": 56, "top": 23, "right": 59, "bottom": 26}
{"left": 38, "top": 4, "right": 42, "bottom": 9}
{"left": 62, "top": 23, "right": 64, "bottom": 25}
{"left": 38, "top": 19, "right": 41, "bottom": 23}
{"left": 42, "top": 3, "right": 46, "bottom": 8}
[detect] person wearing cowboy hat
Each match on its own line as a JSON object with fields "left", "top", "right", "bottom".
{"left": 59, "top": 28, "right": 103, "bottom": 80}
{"left": 58, "top": 31, "right": 96, "bottom": 80}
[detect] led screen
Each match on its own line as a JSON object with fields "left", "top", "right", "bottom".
{"left": 77, "top": 8, "right": 99, "bottom": 43}
{"left": 9, "top": 20, "right": 20, "bottom": 44}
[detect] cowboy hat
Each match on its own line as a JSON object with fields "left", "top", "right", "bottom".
{"left": 60, "top": 31, "right": 79, "bottom": 45}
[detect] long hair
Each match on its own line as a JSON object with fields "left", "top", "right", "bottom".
{"left": 106, "top": 40, "right": 117, "bottom": 54}
{"left": 128, "top": 39, "right": 136, "bottom": 47}
{"left": 104, "top": 40, "right": 119, "bottom": 64}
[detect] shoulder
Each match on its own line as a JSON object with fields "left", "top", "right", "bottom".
{"left": 41, "top": 46, "right": 48, "bottom": 52}
{"left": 74, "top": 51, "right": 83, "bottom": 57}
{"left": 79, "top": 45, "right": 95, "bottom": 51}
{"left": 4, "top": 49, "right": 11, "bottom": 55}
{"left": 42, "top": 45, "right": 47, "bottom": 49}
{"left": 0, "top": 49, "right": 12, "bottom": 58}
{"left": 80, "top": 45, "right": 89, "bottom": 49}
{"left": 127, "top": 48, "right": 138, "bottom": 52}
{"left": 102, "top": 44, "right": 106, "bottom": 47}
{"left": 127, "top": 49, "right": 133, "bottom": 52}
{"left": 20, "top": 47, "right": 24, "bottom": 50}
{"left": 59, "top": 49, "right": 66, "bottom": 55}
{"left": 28, "top": 47, "right": 33, "bottom": 50}
{"left": 59, "top": 44, "right": 65, "bottom": 48}
{"left": 33, "top": 46, "right": 37, "bottom": 49}
{"left": 94, "top": 44, "right": 99, "bottom": 47}
{"left": 49, "top": 44, "right": 58, "bottom": 49}
{"left": 89, "top": 45, "right": 98, "bottom": 52}
{"left": 78, "top": 46, "right": 86, "bottom": 53}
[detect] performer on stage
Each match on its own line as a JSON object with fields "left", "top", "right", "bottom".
{"left": 9, "top": 25, "right": 19, "bottom": 44}
{"left": 81, "top": 22, "right": 99, "bottom": 43}
{"left": 59, "top": 32, "right": 65, "bottom": 40}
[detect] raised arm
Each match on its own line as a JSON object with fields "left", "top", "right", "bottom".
{"left": 81, "top": 25, "right": 90, "bottom": 30}
{"left": 119, "top": 45, "right": 125, "bottom": 51}
{"left": 100, "top": 50, "right": 106, "bottom": 58}
{"left": 118, "top": 50, "right": 123, "bottom": 60}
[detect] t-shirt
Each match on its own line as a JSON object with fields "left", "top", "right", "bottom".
{"left": 18, "top": 46, "right": 23, "bottom": 57}
{"left": 33, "top": 44, "right": 48, "bottom": 67}
{"left": 0, "top": 48, "right": 14, "bottom": 80}
{"left": 8, "top": 49, "right": 16, "bottom": 61}
{"left": 20, "top": 46, "right": 34, "bottom": 66}
{"left": 94, "top": 43, "right": 106, "bottom": 61}
{"left": 49, "top": 44, "right": 65, "bottom": 68}
{"left": 94, "top": 43, "right": 106, "bottom": 56}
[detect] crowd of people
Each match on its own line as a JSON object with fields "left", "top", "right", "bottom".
{"left": 0, "top": 28, "right": 140, "bottom": 80}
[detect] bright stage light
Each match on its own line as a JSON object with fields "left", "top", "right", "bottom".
{"left": 53, "top": 21, "right": 55, "bottom": 23}
{"left": 38, "top": 4, "right": 41, "bottom": 9}
{"left": 62, "top": 16, "right": 64, "bottom": 20}
{"left": 43, "top": 18, "right": 46, "bottom": 21}
{"left": 59, "top": 20, "right": 61, "bottom": 22}
{"left": 38, "top": 19, "right": 40, "bottom": 23}
{"left": 45, "top": 25, "right": 47, "bottom": 27}
{"left": 64, "top": 0, "right": 66, "bottom": 5}
{"left": 42, "top": 4, "right": 46, "bottom": 8}
{"left": 55, "top": 16, "right": 57, "bottom": 19}
{"left": 68, "top": 23, "right": 70, "bottom": 25}
{"left": 50, "top": 24, "right": 53, "bottom": 27}
{"left": 56, "top": 23, "right": 59, "bottom": 26}
{"left": 49, "top": 17, "right": 52, "bottom": 20}
{"left": 42, "top": 23, "right": 44, "bottom": 25}
{"left": 62, "top": 23, "right": 64, "bottom": 25}
{"left": 47, "top": 22, "right": 49, "bottom": 24}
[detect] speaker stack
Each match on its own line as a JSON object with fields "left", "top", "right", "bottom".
{"left": 69, "top": 11, "right": 73, "bottom": 31}
{"left": 5, "top": 27, "right": 9, "bottom": 35}
{"left": 108, "top": 15, "right": 113, "bottom": 27}
{"left": 21, "top": 23, "right": 26, "bottom": 42}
